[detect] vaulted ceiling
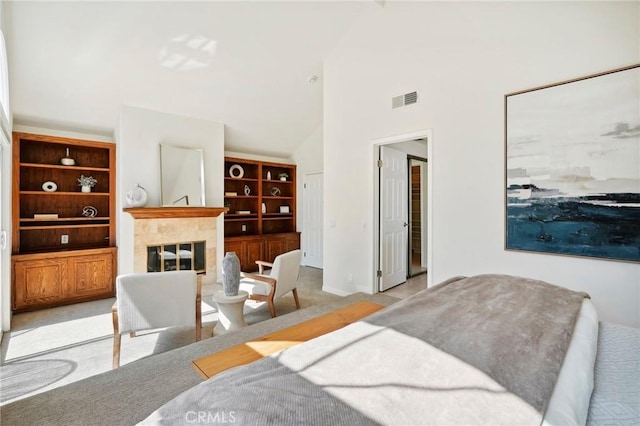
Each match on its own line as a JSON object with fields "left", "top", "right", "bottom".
{"left": 4, "top": 1, "right": 370, "bottom": 157}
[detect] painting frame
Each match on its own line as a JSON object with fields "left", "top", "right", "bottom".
{"left": 505, "top": 64, "right": 640, "bottom": 263}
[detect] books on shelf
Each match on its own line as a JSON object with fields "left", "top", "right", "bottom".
{"left": 34, "top": 213, "right": 59, "bottom": 220}
{"left": 225, "top": 192, "right": 238, "bottom": 197}
{"left": 236, "top": 211, "right": 251, "bottom": 215}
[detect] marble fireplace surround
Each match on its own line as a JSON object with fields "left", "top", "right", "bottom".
{"left": 123, "top": 207, "right": 227, "bottom": 279}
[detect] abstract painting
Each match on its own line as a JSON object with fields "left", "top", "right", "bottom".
{"left": 505, "top": 64, "right": 640, "bottom": 262}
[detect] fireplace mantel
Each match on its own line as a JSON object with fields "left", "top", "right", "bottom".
{"left": 123, "top": 207, "right": 228, "bottom": 219}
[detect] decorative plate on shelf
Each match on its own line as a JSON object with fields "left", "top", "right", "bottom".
{"left": 229, "top": 164, "right": 244, "bottom": 179}
{"left": 42, "top": 181, "right": 58, "bottom": 192}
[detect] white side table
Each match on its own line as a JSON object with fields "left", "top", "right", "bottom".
{"left": 212, "top": 290, "right": 248, "bottom": 335}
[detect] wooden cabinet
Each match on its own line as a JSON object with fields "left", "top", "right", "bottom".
{"left": 224, "top": 237, "right": 265, "bottom": 272}
{"left": 225, "top": 233, "right": 300, "bottom": 272}
{"left": 12, "top": 248, "right": 117, "bottom": 311}
{"left": 266, "top": 233, "right": 300, "bottom": 261}
{"left": 11, "top": 132, "right": 117, "bottom": 312}
{"left": 223, "top": 157, "right": 300, "bottom": 272}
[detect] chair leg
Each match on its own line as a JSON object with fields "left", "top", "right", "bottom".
{"left": 292, "top": 288, "right": 301, "bottom": 309}
{"left": 268, "top": 299, "right": 277, "bottom": 318}
{"left": 196, "top": 275, "right": 202, "bottom": 341}
{"left": 112, "top": 303, "right": 121, "bottom": 369}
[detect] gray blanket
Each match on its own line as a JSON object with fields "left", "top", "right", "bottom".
{"left": 143, "top": 274, "right": 588, "bottom": 425}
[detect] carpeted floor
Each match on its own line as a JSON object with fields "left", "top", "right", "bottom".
{"left": 0, "top": 290, "right": 399, "bottom": 426}
{"left": 0, "top": 266, "right": 343, "bottom": 406}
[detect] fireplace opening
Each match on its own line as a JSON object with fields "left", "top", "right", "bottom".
{"left": 147, "top": 241, "right": 206, "bottom": 273}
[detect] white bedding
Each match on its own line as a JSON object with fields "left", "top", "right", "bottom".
{"left": 544, "top": 299, "right": 599, "bottom": 426}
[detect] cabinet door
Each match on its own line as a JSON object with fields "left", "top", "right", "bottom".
{"left": 284, "top": 234, "right": 301, "bottom": 252}
{"left": 225, "top": 240, "right": 246, "bottom": 267}
{"left": 13, "top": 258, "right": 67, "bottom": 310}
{"left": 68, "top": 253, "right": 114, "bottom": 299}
{"left": 245, "top": 239, "right": 265, "bottom": 272}
{"left": 266, "top": 238, "right": 286, "bottom": 263}
{"left": 266, "top": 234, "right": 300, "bottom": 263}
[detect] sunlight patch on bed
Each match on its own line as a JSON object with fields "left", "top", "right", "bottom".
{"left": 273, "top": 321, "right": 539, "bottom": 425}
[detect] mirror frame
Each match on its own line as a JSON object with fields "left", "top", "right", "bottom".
{"left": 160, "top": 143, "right": 206, "bottom": 206}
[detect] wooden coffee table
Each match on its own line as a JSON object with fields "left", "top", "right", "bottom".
{"left": 192, "top": 301, "right": 384, "bottom": 379}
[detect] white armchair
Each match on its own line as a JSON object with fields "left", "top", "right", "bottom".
{"left": 112, "top": 270, "right": 201, "bottom": 368}
{"left": 239, "top": 249, "right": 301, "bottom": 318}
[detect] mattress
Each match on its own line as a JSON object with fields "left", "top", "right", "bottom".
{"left": 586, "top": 321, "right": 640, "bottom": 425}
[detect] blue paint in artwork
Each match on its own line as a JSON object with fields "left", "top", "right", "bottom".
{"left": 506, "top": 192, "right": 640, "bottom": 262}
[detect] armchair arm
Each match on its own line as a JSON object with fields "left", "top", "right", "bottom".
{"left": 255, "top": 260, "right": 274, "bottom": 275}
{"left": 241, "top": 271, "right": 276, "bottom": 286}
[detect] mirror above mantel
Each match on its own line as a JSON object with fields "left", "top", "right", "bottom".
{"left": 160, "top": 143, "right": 206, "bottom": 206}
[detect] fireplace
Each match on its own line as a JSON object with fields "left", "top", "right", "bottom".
{"left": 147, "top": 241, "right": 206, "bottom": 273}
{"left": 124, "top": 207, "right": 227, "bottom": 279}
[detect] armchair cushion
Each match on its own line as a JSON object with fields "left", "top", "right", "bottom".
{"left": 239, "top": 278, "right": 272, "bottom": 297}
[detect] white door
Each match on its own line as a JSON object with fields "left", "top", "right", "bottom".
{"left": 303, "top": 172, "right": 323, "bottom": 268}
{"left": 379, "top": 146, "right": 408, "bottom": 291}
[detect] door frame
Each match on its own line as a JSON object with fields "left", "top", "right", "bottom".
{"left": 372, "top": 129, "right": 433, "bottom": 293}
{"left": 407, "top": 155, "right": 428, "bottom": 278}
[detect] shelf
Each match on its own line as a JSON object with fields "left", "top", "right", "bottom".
{"left": 20, "top": 217, "right": 110, "bottom": 222}
{"left": 20, "top": 191, "right": 110, "bottom": 196}
{"left": 20, "top": 162, "right": 110, "bottom": 172}
{"left": 19, "top": 223, "right": 110, "bottom": 231}
{"left": 224, "top": 156, "right": 296, "bottom": 239}
{"left": 17, "top": 243, "right": 112, "bottom": 255}
{"left": 263, "top": 216, "right": 294, "bottom": 221}
{"left": 224, "top": 177, "right": 259, "bottom": 182}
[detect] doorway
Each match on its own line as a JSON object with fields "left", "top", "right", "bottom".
{"left": 408, "top": 157, "right": 427, "bottom": 277}
{"left": 374, "top": 132, "right": 431, "bottom": 293}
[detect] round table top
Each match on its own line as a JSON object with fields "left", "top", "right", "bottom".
{"left": 212, "top": 290, "right": 249, "bottom": 303}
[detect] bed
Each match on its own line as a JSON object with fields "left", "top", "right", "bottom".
{"left": 142, "top": 274, "right": 599, "bottom": 425}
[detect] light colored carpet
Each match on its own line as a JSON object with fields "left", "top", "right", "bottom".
{"left": 0, "top": 290, "right": 399, "bottom": 426}
{"left": 0, "top": 266, "right": 341, "bottom": 405}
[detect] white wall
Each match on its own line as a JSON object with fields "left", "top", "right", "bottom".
{"left": 324, "top": 1, "right": 640, "bottom": 327}
{"left": 290, "top": 124, "right": 323, "bottom": 234}
{"left": 116, "top": 106, "right": 224, "bottom": 283}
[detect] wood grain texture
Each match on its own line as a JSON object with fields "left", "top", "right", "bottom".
{"left": 192, "top": 301, "right": 384, "bottom": 379}
{"left": 12, "top": 247, "right": 117, "bottom": 311}
{"left": 123, "top": 207, "right": 227, "bottom": 219}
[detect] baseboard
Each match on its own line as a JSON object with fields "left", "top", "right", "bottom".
{"left": 320, "top": 285, "right": 353, "bottom": 297}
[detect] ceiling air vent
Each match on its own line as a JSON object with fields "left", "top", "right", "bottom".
{"left": 392, "top": 91, "right": 418, "bottom": 109}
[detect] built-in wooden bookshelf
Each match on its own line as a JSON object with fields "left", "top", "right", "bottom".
{"left": 223, "top": 157, "right": 299, "bottom": 271}
{"left": 11, "top": 132, "right": 117, "bottom": 311}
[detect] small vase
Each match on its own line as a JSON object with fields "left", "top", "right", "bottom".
{"left": 266, "top": 171, "right": 271, "bottom": 180}
{"left": 81, "top": 185, "right": 91, "bottom": 193}
{"left": 222, "top": 252, "right": 241, "bottom": 296}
